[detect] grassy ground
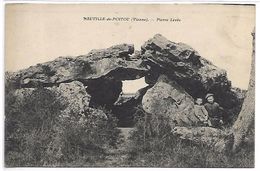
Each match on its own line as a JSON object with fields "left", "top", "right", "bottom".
{"left": 73, "top": 127, "right": 254, "bottom": 168}
{"left": 5, "top": 74, "right": 254, "bottom": 167}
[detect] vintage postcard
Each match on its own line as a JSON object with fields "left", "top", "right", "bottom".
{"left": 4, "top": 3, "right": 255, "bottom": 167}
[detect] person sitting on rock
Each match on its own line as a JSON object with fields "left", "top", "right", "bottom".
{"left": 204, "top": 93, "right": 224, "bottom": 128}
{"left": 194, "top": 97, "right": 212, "bottom": 126}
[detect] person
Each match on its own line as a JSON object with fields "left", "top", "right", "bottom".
{"left": 204, "top": 93, "right": 224, "bottom": 128}
{"left": 194, "top": 98, "right": 212, "bottom": 126}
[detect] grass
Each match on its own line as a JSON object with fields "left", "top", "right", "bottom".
{"left": 123, "top": 106, "right": 254, "bottom": 168}
{"left": 124, "top": 139, "right": 254, "bottom": 167}
{"left": 4, "top": 75, "right": 254, "bottom": 167}
{"left": 5, "top": 83, "right": 121, "bottom": 167}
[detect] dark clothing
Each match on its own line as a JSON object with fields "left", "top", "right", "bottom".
{"left": 204, "top": 102, "right": 224, "bottom": 128}
{"left": 204, "top": 102, "right": 223, "bottom": 119}
{"left": 210, "top": 118, "right": 222, "bottom": 128}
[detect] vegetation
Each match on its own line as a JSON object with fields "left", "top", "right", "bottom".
{"left": 125, "top": 106, "right": 254, "bottom": 168}
{"left": 5, "top": 74, "right": 254, "bottom": 167}
{"left": 5, "top": 75, "right": 121, "bottom": 167}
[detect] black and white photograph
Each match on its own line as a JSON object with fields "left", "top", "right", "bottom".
{"left": 3, "top": 3, "right": 256, "bottom": 168}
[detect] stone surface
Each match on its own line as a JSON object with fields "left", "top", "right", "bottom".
{"left": 231, "top": 29, "right": 255, "bottom": 152}
{"left": 13, "top": 44, "right": 149, "bottom": 111}
{"left": 53, "top": 81, "right": 91, "bottom": 117}
{"left": 113, "top": 85, "right": 151, "bottom": 127}
{"left": 86, "top": 78, "right": 122, "bottom": 108}
{"left": 15, "top": 44, "right": 148, "bottom": 88}
{"left": 141, "top": 34, "right": 227, "bottom": 88}
{"left": 141, "top": 34, "right": 239, "bottom": 110}
{"left": 142, "top": 75, "right": 199, "bottom": 126}
{"left": 10, "top": 34, "right": 244, "bottom": 126}
{"left": 14, "top": 81, "right": 91, "bottom": 118}
{"left": 172, "top": 126, "right": 232, "bottom": 152}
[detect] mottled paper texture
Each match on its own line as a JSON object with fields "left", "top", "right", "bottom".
{"left": 5, "top": 4, "right": 255, "bottom": 89}
{"left": 4, "top": 4, "right": 255, "bottom": 168}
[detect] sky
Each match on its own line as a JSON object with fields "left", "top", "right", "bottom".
{"left": 122, "top": 77, "right": 148, "bottom": 94}
{"left": 5, "top": 4, "right": 255, "bottom": 92}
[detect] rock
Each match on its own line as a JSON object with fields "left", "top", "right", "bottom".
{"left": 10, "top": 34, "right": 243, "bottom": 126}
{"left": 144, "top": 69, "right": 161, "bottom": 85}
{"left": 172, "top": 126, "right": 226, "bottom": 144}
{"left": 83, "top": 107, "right": 108, "bottom": 121}
{"left": 16, "top": 43, "right": 148, "bottom": 88}
{"left": 86, "top": 78, "right": 122, "bottom": 108}
{"left": 53, "top": 81, "right": 91, "bottom": 117}
{"left": 13, "top": 44, "right": 149, "bottom": 111}
{"left": 14, "top": 81, "right": 91, "bottom": 118}
{"left": 13, "top": 87, "right": 35, "bottom": 103}
{"left": 231, "top": 29, "right": 255, "bottom": 152}
{"left": 142, "top": 75, "right": 199, "bottom": 126}
{"left": 223, "top": 87, "right": 246, "bottom": 124}
{"left": 172, "top": 126, "right": 233, "bottom": 152}
{"left": 141, "top": 34, "right": 238, "bottom": 110}
{"left": 113, "top": 85, "right": 151, "bottom": 127}
{"left": 81, "top": 43, "right": 135, "bottom": 60}
{"left": 231, "top": 87, "right": 247, "bottom": 100}
{"left": 114, "top": 93, "right": 135, "bottom": 106}
{"left": 114, "top": 85, "right": 152, "bottom": 106}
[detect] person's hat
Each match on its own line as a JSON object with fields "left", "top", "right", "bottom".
{"left": 205, "top": 93, "right": 214, "bottom": 99}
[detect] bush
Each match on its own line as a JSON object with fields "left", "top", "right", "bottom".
{"left": 46, "top": 108, "right": 121, "bottom": 166}
{"left": 129, "top": 105, "right": 174, "bottom": 154}
{"left": 127, "top": 105, "right": 254, "bottom": 167}
{"left": 5, "top": 86, "right": 65, "bottom": 166}
{"left": 5, "top": 77, "right": 121, "bottom": 167}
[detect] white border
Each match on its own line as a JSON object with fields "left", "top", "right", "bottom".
{"left": 1, "top": 0, "right": 259, "bottom": 4}
{"left": 0, "top": 1, "right": 259, "bottom": 171}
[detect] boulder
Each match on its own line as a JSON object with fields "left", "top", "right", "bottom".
{"left": 231, "top": 29, "right": 255, "bottom": 152}
{"left": 15, "top": 43, "right": 148, "bottom": 88}
{"left": 141, "top": 34, "right": 239, "bottom": 110}
{"left": 142, "top": 75, "right": 199, "bottom": 126}
{"left": 10, "top": 34, "right": 243, "bottom": 126}
{"left": 113, "top": 85, "right": 151, "bottom": 127}
{"left": 53, "top": 81, "right": 91, "bottom": 117}
{"left": 13, "top": 44, "right": 149, "bottom": 110}
{"left": 14, "top": 81, "right": 91, "bottom": 118}
{"left": 172, "top": 126, "right": 233, "bottom": 152}
{"left": 86, "top": 78, "right": 122, "bottom": 108}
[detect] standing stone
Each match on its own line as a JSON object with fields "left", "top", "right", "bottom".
{"left": 141, "top": 34, "right": 240, "bottom": 111}
{"left": 54, "top": 81, "right": 91, "bottom": 117}
{"left": 231, "top": 29, "right": 255, "bottom": 152}
{"left": 14, "top": 81, "right": 91, "bottom": 118}
{"left": 142, "top": 75, "right": 199, "bottom": 126}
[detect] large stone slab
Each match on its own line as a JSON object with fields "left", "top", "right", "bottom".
{"left": 172, "top": 126, "right": 233, "bottom": 152}
{"left": 15, "top": 44, "right": 148, "bottom": 88}
{"left": 14, "top": 81, "right": 91, "bottom": 118}
{"left": 141, "top": 34, "right": 240, "bottom": 110}
{"left": 142, "top": 75, "right": 199, "bottom": 126}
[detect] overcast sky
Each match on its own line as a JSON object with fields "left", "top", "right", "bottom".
{"left": 5, "top": 4, "right": 255, "bottom": 91}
